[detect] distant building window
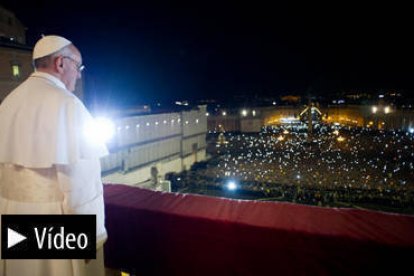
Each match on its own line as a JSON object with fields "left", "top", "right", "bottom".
{"left": 12, "top": 65, "right": 20, "bottom": 78}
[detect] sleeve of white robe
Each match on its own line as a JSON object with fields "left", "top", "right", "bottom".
{"left": 54, "top": 95, "right": 108, "bottom": 249}
{"left": 56, "top": 160, "right": 107, "bottom": 249}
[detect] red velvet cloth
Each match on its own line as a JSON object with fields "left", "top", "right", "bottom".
{"left": 104, "top": 184, "right": 414, "bottom": 275}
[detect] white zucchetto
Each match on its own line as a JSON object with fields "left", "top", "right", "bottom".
{"left": 32, "top": 35, "right": 72, "bottom": 60}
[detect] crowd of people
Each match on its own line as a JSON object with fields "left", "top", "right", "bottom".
{"left": 169, "top": 124, "right": 414, "bottom": 214}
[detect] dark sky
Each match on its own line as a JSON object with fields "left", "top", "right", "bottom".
{"left": 3, "top": 1, "right": 414, "bottom": 107}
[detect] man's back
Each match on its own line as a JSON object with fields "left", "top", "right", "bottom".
{"left": 0, "top": 35, "right": 107, "bottom": 276}
{"left": 0, "top": 72, "right": 107, "bottom": 168}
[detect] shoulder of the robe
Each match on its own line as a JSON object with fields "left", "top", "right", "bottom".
{"left": 36, "top": 82, "right": 90, "bottom": 115}
{"left": 1, "top": 76, "right": 77, "bottom": 106}
{"left": 63, "top": 93, "right": 91, "bottom": 118}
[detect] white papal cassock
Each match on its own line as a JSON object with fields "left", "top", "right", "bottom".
{"left": 0, "top": 72, "right": 108, "bottom": 276}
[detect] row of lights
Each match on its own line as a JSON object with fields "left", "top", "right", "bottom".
{"left": 241, "top": 109, "right": 256, "bottom": 117}
{"left": 117, "top": 118, "right": 201, "bottom": 131}
{"left": 208, "top": 110, "right": 258, "bottom": 117}
{"left": 372, "top": 106, "right": 391, "bottom": 114}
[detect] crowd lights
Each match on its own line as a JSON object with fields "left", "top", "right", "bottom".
{"left": 337, "top": 136, "right": 345, "bottom": 142}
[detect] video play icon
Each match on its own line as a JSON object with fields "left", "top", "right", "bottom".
{"left": 7, "top": 228, "right": 27, "bottom": 249}
{"left": 2, "top": 215, "right": 96, "bottom": 259}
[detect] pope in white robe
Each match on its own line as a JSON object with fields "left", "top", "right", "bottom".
{"left": 0, "top": 36, "right": 108, "bottom": 276}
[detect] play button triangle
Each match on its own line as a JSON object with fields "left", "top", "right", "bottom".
{"left": 7, "top": 228, "right": 27, "bottom": 249}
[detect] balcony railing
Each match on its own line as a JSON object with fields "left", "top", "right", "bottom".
{"left": 103, "top": 184, "right": 414, "bottom": 275}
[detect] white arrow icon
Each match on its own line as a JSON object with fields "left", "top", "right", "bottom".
{"left": 7, "top": 228, "right": 27, "bottom": 249}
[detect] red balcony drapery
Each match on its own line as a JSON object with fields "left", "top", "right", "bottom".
{"left": 104, "top": 184, "right": 414, "bottom": 275}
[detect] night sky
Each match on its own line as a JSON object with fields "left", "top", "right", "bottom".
{"left": 2, "top": 1, "right": 414, "bottom": 108}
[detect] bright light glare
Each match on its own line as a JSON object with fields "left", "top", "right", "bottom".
{"left": 241, "top": 109, "right": 248, "bottom": 116}
{"left": 372, "top": 106, "right": 378, "bottom": 114}
{"left": 384, "top": 106, "right": 391, "bottom": 114}
{"left": 84, "top": 117, "right": 115, "bottom": 144}
{"left": 227, "top": 181, "right": 237, "bottom": 191}
{"left": 409, "top": 128, "right": 414, "bottom": 134}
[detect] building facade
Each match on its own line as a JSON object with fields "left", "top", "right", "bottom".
{"left": 102, "top": 105, "right": 207, "bottom": 186}
{"left": 0, "top": 6, "right": 32, "bottom": 102}
{"left": 0, "top": 6, "right": 84, "bottom": 101}
{"left": 0, "top": 6, "right": 26, "bottom": 44}
{"left": 207, "top": 105, "right": 414, "bottom": 133}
